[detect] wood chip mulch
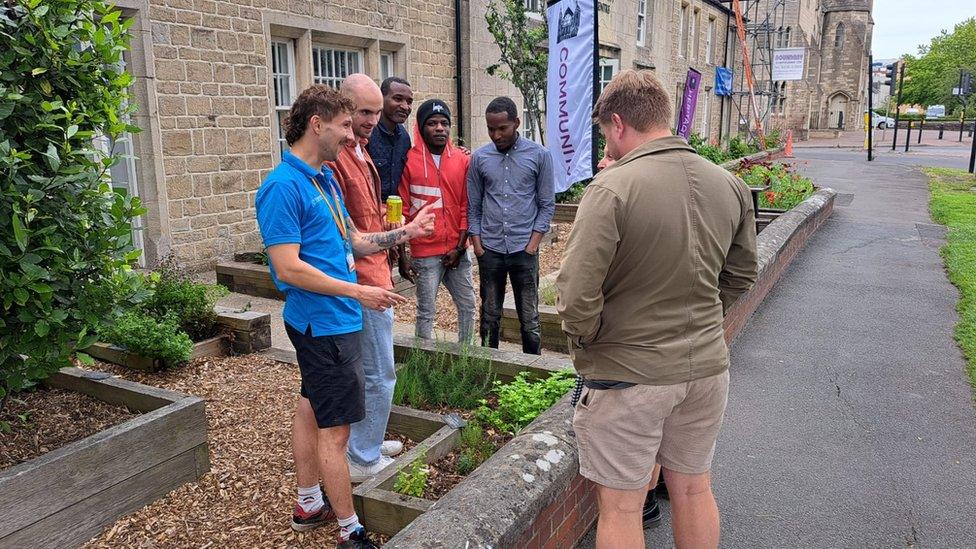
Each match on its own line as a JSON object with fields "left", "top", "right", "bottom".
{"left": 81, "top": 354, "right": 398, "bottom": 549}
{"left": 393, "top": 223, "right": 572, "bottom": 334}
{"left": 0, "top": 388, "right": 140, "bottom": 471}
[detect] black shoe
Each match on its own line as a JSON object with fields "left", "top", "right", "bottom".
{"left": 337, "top": 526, "right": 379, "bottom": 548}
{"left": 290, "top": 493, "right": 336, "bottom": 532}
{"left": 655, "top": 476, "right": 670, "bottom": 500}
{"left": 642, "top": 490, "right": 663, "bottom": 529}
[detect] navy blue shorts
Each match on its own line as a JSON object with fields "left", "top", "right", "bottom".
{"left": 285, "top": 323, "right": 365, "bottom": 428}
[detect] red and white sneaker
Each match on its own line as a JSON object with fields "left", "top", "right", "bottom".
{"left": 291, "top": 496, "right": 336, "bottom": 532}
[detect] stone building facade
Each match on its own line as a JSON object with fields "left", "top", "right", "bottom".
{"left": 113, "top": 0, "right": 738, "bottom": 270}
{"left": 757, "top": 0, "right": 873, "bottom": 137}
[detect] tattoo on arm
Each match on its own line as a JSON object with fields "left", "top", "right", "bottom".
{"left": 364, "top": 229, "right": 406, "bottom": 249}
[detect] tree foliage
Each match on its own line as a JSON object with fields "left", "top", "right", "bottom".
{"left": 0, "top": 0, "right": 145, "bottom": 409}
{"left": 901, "top": 17, "right": 976, "bottom": 116}
{"left": 485, "top": 0, "right": 548, "bottom": 143}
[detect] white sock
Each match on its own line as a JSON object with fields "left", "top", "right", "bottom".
{"left": 296, "top": 485, "right": 323, "bottom": 513}
{"left": 338, "top": 513, "right": 363, "bottom": 540}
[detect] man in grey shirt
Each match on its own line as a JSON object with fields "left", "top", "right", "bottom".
{"left": 467, "top": 96, "right": 555, "bottom": 354}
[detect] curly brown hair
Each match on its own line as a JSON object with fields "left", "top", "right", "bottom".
{"left": 283, "top": 85, "right": 355, "bottom": 145}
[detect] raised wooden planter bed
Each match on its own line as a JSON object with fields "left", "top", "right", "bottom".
{"left": 216, "top": 259, "right": 416, "bottom": 300}
{"left": 0, "top": 368, "right": 209, "bottom": 548}
{"left": 267, "top": 336, "right": 569, "bottom": 536}
{"left": 85, "top": 308, "right": 271, "bottom": 371}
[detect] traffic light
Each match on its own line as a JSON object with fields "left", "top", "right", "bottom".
{"left": 884, "top": 63, "right": 898, "bottom": 95}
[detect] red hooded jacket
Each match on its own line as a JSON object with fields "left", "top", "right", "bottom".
{"left": 397, "top": 126, "right": 470, "bottom": 259}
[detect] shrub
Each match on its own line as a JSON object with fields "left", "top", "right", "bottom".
{"left": 392, "top": 343, "right": 495, "bottom": 410}
{"left": 143, "top": 259, "right": 228, "bottom": 341}
{"left": 689, "top": 133, "right": 731, "bottom": 165}
{"left": 737, "top": 161, "right": 815, "bottom": 210}
{"left": 476, "top": 370, "right": 576, "bottom": 434}
{"left": 555, "top": 181, "right": 588, "bottom": 204}
{"left": 393, "top": 451, "right": 429, "bottom": 498}
{"left": 0, "top": 0, "right": 144, "bottom": 410}
{"left": 763, "top": 129, "right": 783, "bottom": 149}
{"left": 727, "top": 135, "right": 760, "bottom": 159}
{"left": 101, "top": 311, "right": 193, "bottom": 367}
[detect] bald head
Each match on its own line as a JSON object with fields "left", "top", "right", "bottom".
{"left": 340, "top": 73, "right": 383, "bottom": 140}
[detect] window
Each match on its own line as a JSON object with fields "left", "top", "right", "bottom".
{"left": 599, "top": 58, "right": 619, "bottom": 94}
{"left": 636, "top": 0, "right": 647, "bottom": 45}
{"left": 271, "top": 39, "right": 296, "bottom": 157}
{"left": 784, "top": 26, "right": 791, "bottom": 47}
{"left": 691, "top": 9, "right": 700, "bottom": 60}
{"left": 679, "top": 4, "right": 688, "bottom": 58}
{"left": 95, "top": 48, "right": 145, "bottom": 265}
{"left": 700, "top": 90, "right": 711, "bottom": 136}
{"left": 523, "top": 0, "right": 543, "bottom": 12}
{"left": 380, "top": 52, "right": 394, "bottom": 82}
{"left": 834, "top": 23, "right": 845, "bottom": 48}
{"left": 705, "top": 17, "right": 715, "bottom": 64}
{"left": 312, "top": 46, "right": 362, "bottom": 88}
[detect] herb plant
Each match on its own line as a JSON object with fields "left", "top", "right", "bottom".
{"left": 476, "top": 370, "right": 576, "bottom": 435}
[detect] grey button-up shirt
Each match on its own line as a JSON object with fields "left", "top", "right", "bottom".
{"left": 467, "top": 136, "right": 556, "bottom": 254}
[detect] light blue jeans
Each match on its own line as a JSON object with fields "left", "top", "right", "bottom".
{"left": 414, "top": 253, "right": 476, "bottom": 343}
{"left": 347, "top": 306, "right": 395, "bottom": 467}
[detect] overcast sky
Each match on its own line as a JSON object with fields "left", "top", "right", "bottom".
{"left": 872, "top": 0, "right": 973, "bottom": 60}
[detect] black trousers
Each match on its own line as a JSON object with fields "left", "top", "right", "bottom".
{"left": 476, "top": 249, "right": 541, "bottom": 355}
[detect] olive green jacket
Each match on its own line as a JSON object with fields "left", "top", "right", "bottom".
{"left": 556, "top": 135, "right": 757, "bottom": 385}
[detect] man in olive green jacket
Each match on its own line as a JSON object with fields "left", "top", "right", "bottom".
{"left": 557, "top": 70, "right": 757, "bottom": 549}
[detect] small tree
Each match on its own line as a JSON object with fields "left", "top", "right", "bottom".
{"left": 0, "top": 0, "right": 145, "bottom": 412}
{"left": 485, "top": 0, "right": 549, "bottom": 144}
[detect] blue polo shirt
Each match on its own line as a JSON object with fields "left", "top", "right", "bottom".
{"left": 255, "top": 151, "right": 362, "bottom": 336}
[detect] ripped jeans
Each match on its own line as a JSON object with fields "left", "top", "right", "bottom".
{"left": 476, "top": 249, "right": 541, "bottom": 355}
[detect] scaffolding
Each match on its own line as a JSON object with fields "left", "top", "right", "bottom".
{"left": 723, "top": 0, "right": 789, "bottom": 143}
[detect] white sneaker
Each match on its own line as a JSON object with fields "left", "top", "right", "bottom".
{"left": 348, "top": 455, "right": 395, "bottom": 483}
{"left": 381, "top": 439, "right": 404, "bottom": 457}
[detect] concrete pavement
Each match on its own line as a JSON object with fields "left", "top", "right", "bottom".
{"left": 581, "top": 148, "right": 976, "bottom": 547}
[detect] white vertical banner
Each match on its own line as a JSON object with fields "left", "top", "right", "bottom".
{"left": 546, "top": 0, "right": 594, "bottom": 193}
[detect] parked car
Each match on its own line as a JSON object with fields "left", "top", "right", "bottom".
{"left": 926, "top": 105, "right": 946, "bottom": 119}
{"left": 872, "top": 112, "right": 895, "bottom": 129}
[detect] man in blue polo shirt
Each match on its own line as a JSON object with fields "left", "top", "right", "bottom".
{"left": 256, "top": 84, "right": 433, "bottom": 549}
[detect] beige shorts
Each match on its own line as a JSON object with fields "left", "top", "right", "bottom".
{"left": 573, "top": 370, "right": 730, "bottom": 490}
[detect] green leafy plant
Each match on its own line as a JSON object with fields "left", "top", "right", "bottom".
{"left": 101, "top": 311, "right": 193, "bottom": 367}
{"left": 455, "top": 420, "right": 498, "bottom": 475}
{"left": 485, "top": 0, "right": 548, "bottom": 144}
{"left": 689, "top": 133, "right": 732, "bottom": 165}
{"left": 0, "top": 0, "right": 145, "bottom": 412}
{"left": 393, "top": 343, "right": 495, "bottom": 410}
{"left": 540, "top": 281, "right": 558, "bottom": 307}
{"left": 727, "top": 135, "right": 760, "bottom": 159}
{"left": 142, "top": 258, "right": 228, "bottom": 341}
{"left": 476, "top": 370, "right": 576, "bottom": 434}
{"left": 393, "top": 451, "right": 429, "bottom": 498}
{"left": 737, "top": 160, "right": 815, "bottom": 210}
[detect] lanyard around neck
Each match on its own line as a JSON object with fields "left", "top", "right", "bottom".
{"left": 310, "top": 177, "right": 348, "bottom": 242}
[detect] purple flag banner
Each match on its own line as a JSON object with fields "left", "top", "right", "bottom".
{"left": 676, "top": 68, "right": 702, "bottom": 140}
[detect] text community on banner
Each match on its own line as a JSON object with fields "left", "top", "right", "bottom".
{"left": 546, "top": 0, "right": 594, "bottom": 193}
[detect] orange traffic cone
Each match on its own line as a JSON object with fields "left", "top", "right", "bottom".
{"left": 784, "top": 130, "right": 794, "bottom": 158}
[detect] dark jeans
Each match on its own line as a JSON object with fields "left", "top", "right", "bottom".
{"left": 477, "top": 249, "right": 541, "bottom": 355}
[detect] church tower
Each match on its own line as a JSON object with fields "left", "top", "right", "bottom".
{"left": 817, "top": 0, "right": 873, "bottom": 130}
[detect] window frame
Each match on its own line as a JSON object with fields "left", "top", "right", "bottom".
{"left": 705, "top": 17, "right": 715, "bottom": 64}
{"left": 311, "top": 45, "right": 364, "bottom": 88}
{"left": 270, "top": 38, "right": 297, "bottom": 160}
{"left": 599, "top": 57, "right": 620, "bottom": 95}
{"left": 636, "top": 0, "right": 647, "bottom": 45}
{"left": 679, "top": 4, "right": 689, "bottom": 58}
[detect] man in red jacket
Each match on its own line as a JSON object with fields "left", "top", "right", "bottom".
{"left": 398, "top": 99, "right": 475, "bottom": 342}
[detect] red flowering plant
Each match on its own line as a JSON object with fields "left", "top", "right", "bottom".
{"left": 736, "top": 160, "right": 815, "bottom": 210}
